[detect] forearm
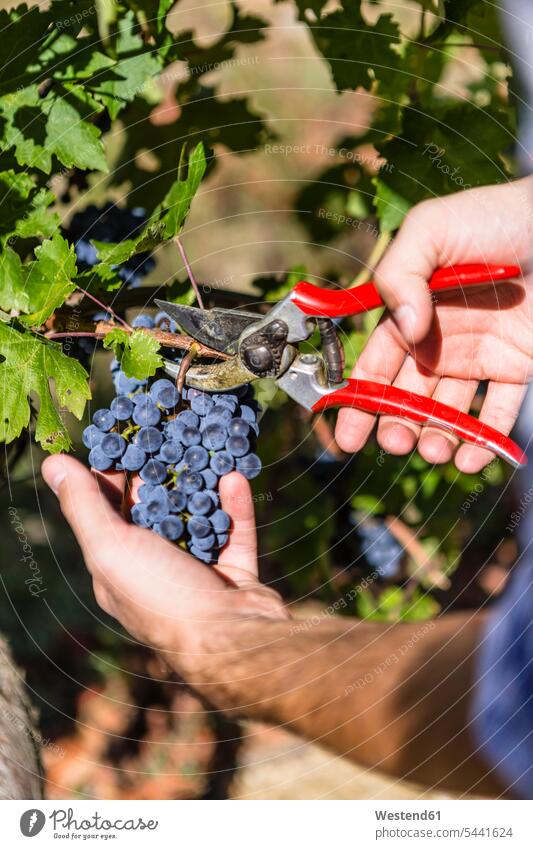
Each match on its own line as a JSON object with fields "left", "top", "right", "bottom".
{"left": 172, "top": 611, "right": 505, "bottom": 795}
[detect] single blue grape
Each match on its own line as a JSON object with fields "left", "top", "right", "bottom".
{"left": 154, "top": 515, "right": 184, "bottom": 541}
{"left": 133, "top": 399, "right": 161, "bottom": 427}
{"left": 144, "top": 491, "right": 171, "bottom": 523}
{"left": 191, "top": 394, "right": 215, "bottom": 417}
{"left": 131, "top": 504, "right": 152, "bottom": 528}
{"left": 150, "top": 378, "right": 180, "bottom": 409}
{"left": 139, "top": 483, "right": 168, "bottom": 502}
{"left": 210, "top": 451, "right": 234, "bottom": 476}
{"left": 140, "top": 459, "right": 168, "bottom": 485}
{"left": 132, "top": 392, "right": 149, "bottom": 405}
{"left": 89, "top": 446, "right": 113, "bottom": 471}
{"left": 115, "top": 371, "right": 146, "bottom": 395}
{"left": 100, "top": 432, "right": 127, "bottom": 459}
{"left": 183, "top": 445, "right": 209, "bottom": 472}
{"left": 190, "top": 533, "right": 216, "bottom": 551}
{"left": 227, "top": 417, "right": 250, "bottom": 438}
{"left": 176, "top": 410, "right": 200, "bottom": 428}
{"left": 213, "top": 394, "right": 238, "bottom": 412}
{"left": 168, "top": 490, "right": 187, "bottom": 512}
{"left": 110, "top": 395, "right": 134, "bottom": 421}
{"left": 202, "top": 422, "right": 227, "bottom": 451}
{"left": 188, "top": 545, "right": 213, "bottom": 564}
{"left": 187, "top": 491, "right": 214, "bottom": 516}
{"left": 188, "top": 515, "right": 212, "bottom": 539}
{"left": 205, "top": 405, "right": 233, "bottom": 427}
{"left": 135, "top": 426, "right": 163, "bottom": 454}
{"left": 211, "top": 509, "right": 230, "bottom": 533}
{"left": 236, "top": 453, "right": 262, "bottom": 480}
{"left": 201, "top": 469, "right": 218, "bottom": 490}
{"left": 132, "top": 314, "right": 155, "bottom": 329}
{"left": 82, "top": 424, "right": 104, "bottom": 449}
{"left": 177, "top": 472, "right": 203, "bottom": 495}
{"left": 158, "top": 440, "right": 184, "bottom": 464}
{"left": 164, "top": 420, "right": 185, "bottom": 441}
{"left": 182, "top": 426, "right": 201, "bottom": 447}
{"left": 239, "top": 404, "right": 257, "bottom": 423}
{"left": 93, "top": 408, "right": 116, "bottom": 431}
{"left": 226, "top": 435, "right": 250, "bottom": 458}
{"left": 120, "top": 444, "right": 146, "bottom": 471}
{"left": 155, "top": 311, "right": 177, "bottom": 332}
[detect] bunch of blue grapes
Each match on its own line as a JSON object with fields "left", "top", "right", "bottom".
{"left": 64, "top": 203, "right": 155, "bottom": 287}
{"left": 82, "top": 335, "right": 262, "bottom": 564}
{"left": 353, "top": 515, "right": 403, "bottom": 579}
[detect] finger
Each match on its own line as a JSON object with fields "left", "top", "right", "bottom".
{"left": 454, "top": 382, "right": 527, "bottom": 474}
{"left": 93, "top": 469, "right": 126, "bottom": 508}
{"left": 335, "top": 318, "right": 407, "bottom": 453}
{"left": 377, "top": 355, "right": 439, "bottom": 455}
{"left": 374, "top": 204, "right": 442, "bottom": 344}
{"left": 217, "top": 472, "right": 258, "bottom": 580}
{"left": 416, "top": 377, "right": 479, "bottom": 465}
{"left": 42, "top": 454, "right": 127, "bottom": 572}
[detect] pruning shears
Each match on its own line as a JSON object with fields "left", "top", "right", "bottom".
{"left": 155, "top": 262, "right": 527, "bottom": 468}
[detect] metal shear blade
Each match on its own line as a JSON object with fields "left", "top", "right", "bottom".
{"left": 154, "top": 299, "right": 259, "bottom": 354}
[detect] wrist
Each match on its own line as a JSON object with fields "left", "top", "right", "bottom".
{"left": 166, "top": 585, "right": 290, "bottom": 685}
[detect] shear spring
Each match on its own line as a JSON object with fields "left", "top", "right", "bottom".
{"left": 317, "top": 318, "right": 345, "bottom": 385}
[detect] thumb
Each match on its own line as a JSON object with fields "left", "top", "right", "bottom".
{"left": 216, "top": 471, "right": 258, "bottom": 580}
{"left": 374, "top": 205, "right": 441, "bottom": 345}
{"left": 41, "top": 454, "right": 126, "bottom": 574}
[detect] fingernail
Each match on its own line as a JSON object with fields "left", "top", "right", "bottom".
{"left": 393, "top": 304, "right": 417, "bottom": 344}
{"left": 43, "top": 466, "right": 66, "bottom": 496}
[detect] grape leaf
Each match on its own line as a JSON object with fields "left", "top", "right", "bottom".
{"left": 161, "top": 142, "right": 206, "bottom": 238}
{"left": 91, "top": 143, "right": 206, "bottom": 276}
{"left": 0, "top": 4, "right": 52, "bottom": 90}
{"left": 0, "top": 247, "right": 27, "bottom": 312}
{"left": 0, "top": 170, "right": 37, "bottom": 237}
{"left": 13, "top": 188, "right": 59, "bottom": 240}
{"left": 372, "top": 179, "right": 412, "bottom": 232}
{"left": 18, "top": 234, "right": 77, "bottom": 327}
{"left": 294, "top": 2, "right": 401, "bottom": 92}
{"left": 45, "top": 90, "right": 107, "bottom": 171}
{"left": 374, "top": 104, "right": 513, "bottom": 221}
{"left": 103, "top": 328, "right": 163, "bottom": 379}
{"left": 89, "top": 11, "right": 162, "bottom": 119}
{"left": 0, "top": 323, "right": 90, "bottom": 452}
{"left": 0, "top": 86, "right": 51, "bottom": 172}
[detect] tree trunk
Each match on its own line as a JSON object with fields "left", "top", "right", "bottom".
{"left": 0, "top": 637, "right": 42, "bottom": 799}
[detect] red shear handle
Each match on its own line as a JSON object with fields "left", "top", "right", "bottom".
{"left": 291, "top": 263, "right": 521, "bottom": 318}
{"left": 312, "top": 379, "right": 526, "bottom": 468}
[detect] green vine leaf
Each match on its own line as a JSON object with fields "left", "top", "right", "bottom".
{"left": 45, "top": 91, "right": 107, "bottom": 172}
{"left": 293, "top": 2, "right": 401, "bottom": 92}
{"left": 161, "top": 142, "right": 207, "bottom": 238}
{"left": 89, "top": 11, "right": 162, "bottom": 119}
{"left": 0, "top": 246, "right": 27, "bottom": 312}
{"left": 0, "top": 323, "right": 90, "bottom": 453}
{"left": 91, "top": 143, "right": 207, "bottom": 279}
{"left": 18, "top": 234, "right": 77, "bottom": 327}
{"left": 103, "top": 328, "right": 163, "bottom": 379}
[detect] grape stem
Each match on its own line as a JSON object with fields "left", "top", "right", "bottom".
{"left": 76, "top": 284, "right": 132, "bottom": 331}
{"left": 176, "top": 342, "right": 200, "bottom": 393}
{"left": 46, "top": 322, "right": 231, "bottom": 360}
{"left": 174, "top": 236, "right": 205, "bottom": 309}
{"left": 384, "top": 515, "right": 450, "bottom": 590}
